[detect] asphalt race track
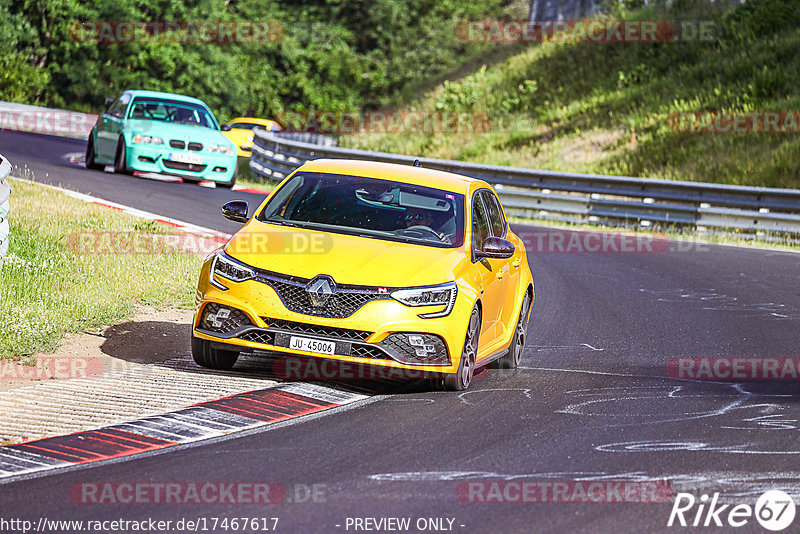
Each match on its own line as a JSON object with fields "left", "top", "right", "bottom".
{"left": 2, "top": 131, "right": 800, "bottom": 533}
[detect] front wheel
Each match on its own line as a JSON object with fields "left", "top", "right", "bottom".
{"left": 114, "top": 139, "right": 130, "bottom": 174}
{"left": 191, "top": 336, "right": 240, "bottom": 370}
{"left": 442, "top": 305, "right": 480, "bottom": 391}
{"left": 217, "top": 162, "right": 238, "bottom": 189}
{"left": 217, "top": 176, "right": 236, "bottom": 189}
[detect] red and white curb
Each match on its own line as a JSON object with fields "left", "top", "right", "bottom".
{"left": 0, "top": 382, "right": 367, "bottom": 480}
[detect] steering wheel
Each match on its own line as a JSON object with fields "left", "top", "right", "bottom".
{"left": 399, "top": 225, "right": 447, "bottom": 241}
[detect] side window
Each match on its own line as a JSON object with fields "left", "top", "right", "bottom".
{"left": 107, "top": 95, "right": 128, "bottom": 118}
{"left": 106, "top": 98, "right": 122, "bottom": 117}
{"left": 481, "top": 190, "right": 506, "bottom": 237}
{"left": 471, "top": 194, "right": 491, "bottom": 251}
{"left": 118, "top": 94, "right": 131, "bottom": 118}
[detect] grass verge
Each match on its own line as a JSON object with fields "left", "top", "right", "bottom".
{"left": 0, "top": 179, "right": 203, "bottom": 361}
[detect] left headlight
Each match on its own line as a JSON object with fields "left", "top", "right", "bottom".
{"left": 209, "top": 252, "right": 255, "bottom": 290}
{"left": 391, "top": 282, "right": 457, "bottom": 319}
{"left": 208, "top": 144, "right": 234, "bottom": 155}
{"left": 132, "top": 135, "right": 163, "bottom": 144}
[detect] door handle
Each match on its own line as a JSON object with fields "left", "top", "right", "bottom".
{"left": 512, "top": 259, "right": 521, "bottom": 268}
{"left": 497, "top": 268, "right": 507, "bottom": 280}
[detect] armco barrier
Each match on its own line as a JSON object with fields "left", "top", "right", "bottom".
{"left": 0, "top": 153, "right": 11, "bottom": 257}
{"left": 249, "top": 130, "right": 800, "bottom": 234}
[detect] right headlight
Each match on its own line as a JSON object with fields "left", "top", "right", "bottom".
{"left": 391, "top": 282, "right": 457, "bottom": 319}
{"left": 209, "top": 252, "right": 255, "bottom": 290}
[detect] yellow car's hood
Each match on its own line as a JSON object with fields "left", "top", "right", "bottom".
{"left": 225, "top": 220, "right": 467, "bottom": 287}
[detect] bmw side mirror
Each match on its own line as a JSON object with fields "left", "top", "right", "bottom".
{"left": 222, "top": 200, "right": 249, "bottom": 223}
{"left": 221, "top": 123, "right": 232, "bottom": 131}
{"left": 475, "top": 236, "right": 515, "bottom": 260}
{"left": 104, "top": 96, "right": 115, "bottom": 109}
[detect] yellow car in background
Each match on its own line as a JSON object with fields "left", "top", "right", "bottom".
{"left": 192, "top": 159, "right": 534, "bottom": 390}
{"left": 221, "top": 117, "right": 282, "bottom": 157}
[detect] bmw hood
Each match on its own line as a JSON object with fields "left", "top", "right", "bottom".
{"left": 224, "top": 220, "right": 468, "bottom": 288}
{"left": 125, "top": 120, "right": 232, "bottom": 147}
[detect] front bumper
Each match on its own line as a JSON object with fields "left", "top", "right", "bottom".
{"left": 125, "top": 144, "right": 237, "bottom": 183}
{"left": 192, "top": 263, "right": 470, "bottom": 375}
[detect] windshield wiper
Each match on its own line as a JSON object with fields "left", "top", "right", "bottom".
{"left": 264, "top": 219, "right": 301, "bottom": 228}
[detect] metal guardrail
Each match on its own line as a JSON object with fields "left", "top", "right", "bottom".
{"left": 249, "top": 131, "right": 800, "bottom": 234}
{"left": 0, "top": 153, "right": 11, "bottom": 257}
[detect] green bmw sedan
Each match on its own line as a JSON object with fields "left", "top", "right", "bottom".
{"left": 86, "top": 90, "right": 238, "bottom": 188}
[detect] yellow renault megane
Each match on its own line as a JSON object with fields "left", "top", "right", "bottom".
{"left": 192, "top": 159, "right": 533, "bottom": 390}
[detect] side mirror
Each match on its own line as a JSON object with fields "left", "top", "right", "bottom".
{"left": 475, "top": 236, "right": 515, "bottom": 260}
{"left": 221, "top": 123, "right": 232, "bottom": 131}
{"left": 222, "top": 200, "right": 249, "bottom": 223}
{"left": 104, "top": 97, "right": 115, "bottom": 109}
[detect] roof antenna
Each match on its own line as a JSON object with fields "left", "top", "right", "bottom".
{"left": 413, "top": 159, "right": 420, "bottom": 167}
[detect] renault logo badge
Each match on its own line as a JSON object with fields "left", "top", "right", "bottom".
{"left": 306, "top": 275, "right": 336, "bottom": 308}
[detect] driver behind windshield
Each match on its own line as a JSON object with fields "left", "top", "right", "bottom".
{"left": 402, "top": 207, "right": 452, "bottom": 244}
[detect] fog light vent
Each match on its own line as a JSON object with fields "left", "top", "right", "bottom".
{"left": 200, "top": 303, "right": 253, "bottom": 334}
{"left": 381, "top": 333, "right": 449, "bottom": 366}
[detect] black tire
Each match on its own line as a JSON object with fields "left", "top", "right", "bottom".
{"left": 217, "top": 176, "right": 236, "bottom": 189}
{"left": 113, "top": 139, "right": 130, "bottom": 174}
{"left": 442, "top": 305, "right": 480, "bottom": 391}
{"left": 491, "top": 292, "right": 532, "bottom": 369}
{"left": 191, "top": 336, "right": 240, "bottom": 370}
{"left": 217, "top": 161, "right": 238, "bottom": 189}
{"left": 85, "top": 135, "right": 103, "bottom": 170}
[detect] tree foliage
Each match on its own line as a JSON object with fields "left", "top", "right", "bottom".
{"left": 0, "top": 0, "right": 513, "bottom": 120}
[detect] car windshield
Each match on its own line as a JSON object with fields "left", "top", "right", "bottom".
{"left": 231, "top": 122, "right": 276, "bottom": 130}
{"left": 127, "top": 98, "right": 218, "bottom": 129}
{"left": 258, "top": 172, "right": 465, "bottom": 248}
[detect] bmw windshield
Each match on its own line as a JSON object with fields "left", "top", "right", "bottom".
{"left": 257, "top": 172, "right": 465, "bottom": 248}
{"left": 127, "top": 98, "right": 218, "bottom": 129}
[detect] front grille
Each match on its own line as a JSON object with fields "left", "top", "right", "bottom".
{"left": 163, "top": 161, "right": 207, "bottom": 172}
{"left": 262, "top": 317, "right": 372, "bottom": 341}
{"left": 381, "top": 333, "right": 450, "bottom": 365}
{"left": 256, "top": 271, "right": 392, "bottom": 319}
{"left": 351, "top": 344, "right": 392, "bottom": 360}
{"left": 200, "top": 303, "right": 253, "bottom": 334}
{"left": 169, "top": 140, "right": 186, "bottom": 149}
{"left": 188, "top": 142, "right": 203, "bottom": 151}
{"left": 239, "top": 330, "right": 274, "bottom": 345}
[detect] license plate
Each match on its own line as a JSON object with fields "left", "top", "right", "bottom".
{"left": 288, "top": 335, "right": 335, "bottom": 355}
{"left": 169, "top": 152, "right": 203, "bottom": 165}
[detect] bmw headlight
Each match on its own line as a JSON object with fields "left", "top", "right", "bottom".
{"left": 209, "top": 252, "right": 255, "bottom": 290}
{"left": 132, "top": 135, "right": 163, "bottom": 144}
{"left": 208, "top": 144, "right": 234, "bottom": 155}
{"left": 391, "top": 282, "right": 457, "bottom": 319}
